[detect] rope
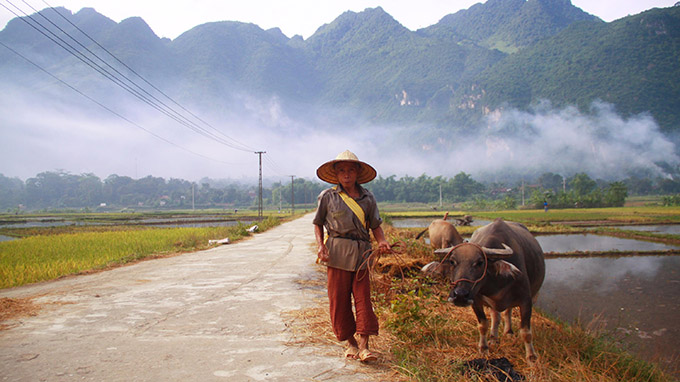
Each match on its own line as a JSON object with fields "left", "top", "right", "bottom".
{"left": 356, "top": 240, "right": 409, "bottom": 284}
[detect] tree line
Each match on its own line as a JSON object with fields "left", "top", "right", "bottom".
{"left": 1, "top": 170, "right": 680, "bottom": 212}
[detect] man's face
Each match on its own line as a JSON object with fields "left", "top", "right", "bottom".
{"left": 335, "top": 162, "right": 359, "bottom": 188}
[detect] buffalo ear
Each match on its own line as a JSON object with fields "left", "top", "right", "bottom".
{"left": 421, "top": 261, "right": 449, "bottom": 278}
{"left": 493, "top": 260, "right": 521, "bottom": 278}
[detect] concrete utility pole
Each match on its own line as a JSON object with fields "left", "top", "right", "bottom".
{"left": 255, "top": 151, "right": 266, "bottom": 219}
{"left": 439, "top": 184, "right": 443, "bottom": 207}
{"left": 290, "top": 175, "right": 295, "bottom": 215}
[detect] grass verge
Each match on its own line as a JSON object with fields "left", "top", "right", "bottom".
{"left": 0, "top": 216, "right": 281, "bottom": 289}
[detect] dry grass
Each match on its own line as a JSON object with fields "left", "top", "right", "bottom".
{"left": 0, "top": 297, "right": 40, "bottom": 330}
{"left": 287, "top": 224, "right": 675, "bottom": 382}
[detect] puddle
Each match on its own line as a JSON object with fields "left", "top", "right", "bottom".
{"left": 612, "top": 225, "right": 680, "bottom": 235}
{"left": 0, "top": 218, "right": 251, "bottom": 229}
{"left": 0, "top": 235, "right": 16, "bottom": 242}
{"left": 0, "top": 220, "right": 106, "bottom": 228}
{"left": 536, "top": 234, "right": 680, "bottom": 253}
{"left": 537, "top": 255, "right": 680, "bottom": 374}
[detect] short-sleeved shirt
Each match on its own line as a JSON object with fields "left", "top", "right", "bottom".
{"left": 313, "top": 184, "right": 383, "bottom": 272}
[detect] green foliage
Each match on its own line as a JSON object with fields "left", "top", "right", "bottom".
{"left": 269, "top": 178, "right": 325, "bottom": 208}
{"left": 530, "top": 175, "right": 628, "bottom": 209}
{"left": 663, "top": 194, "right": 680, "bottom": 206}
{"left": 478, "top": 6, "right": 680, "bottom": 131}
{"left": 368, "top": 172, "right": 485, "bottom": 204}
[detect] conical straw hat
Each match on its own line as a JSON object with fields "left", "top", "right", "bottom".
{"left": 316, "top": 150, "right": 377, "bottom": 184}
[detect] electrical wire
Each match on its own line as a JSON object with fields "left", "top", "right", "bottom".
{"left": 0, "top": 40, "right": 242, "bottom": 165}
{"left": 1, "top": 0, "right": 258, "bottom": 153}
{"left": 38, "top": 0, "right": 257, "bottom": 153}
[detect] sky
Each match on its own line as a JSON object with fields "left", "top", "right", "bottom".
{"left": 0, "top": 0, "right": 679, "bottom": 183}
{"left": 1, "top": 0, "right": 678, "bottom": 40}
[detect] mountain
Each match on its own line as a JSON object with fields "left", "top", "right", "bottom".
{"left": 304, "top": 7, "right": 503, "bottom": 122}
{"left": 474, "top": 5, "right": 680, "bottom": 129}
{"left": 0, "top": 1, "right": 678, "bottom": 133}
{"left": 421, "top": 0, "right": 600, "bottom": 52}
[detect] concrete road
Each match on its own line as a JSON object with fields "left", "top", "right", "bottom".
{"left": 0, "top": 214, "right": 376, "bottom": 381}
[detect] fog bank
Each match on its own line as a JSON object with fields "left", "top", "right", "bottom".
{"left": 1, "top": 87, "right": 677, "bottom": 183}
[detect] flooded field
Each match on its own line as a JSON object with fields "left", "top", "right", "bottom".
{"left": 0, "top": 217, "right": 250, "bottom": 229}
{"left": 613, "top": 225, "right": 680, "bottom": 234}
{"left": 537, "top": 255, "right": 680, "bottom": 374}
{"left": 537, "top": 234, "right": 680, "bottom": 252}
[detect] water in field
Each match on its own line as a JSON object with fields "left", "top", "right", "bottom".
{"left": 0, "top": 220, "right": 107, "bottom": 228}
{"left": 536, "top": 234, "right": 680, "bottom": 252}
{"left": 612, "top": 224, "right": 680, "bottom": 234}
{"left": 536, "top": 255, "right": 680, "bottom": 375}
{"left": 0, "top": 217, "right": 250, "bottom": 229}
{"left": 0, "top": 235, "right": 16, "bottom": 242}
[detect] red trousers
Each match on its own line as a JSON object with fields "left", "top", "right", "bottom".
{"left": 327, "top": 267, "right": 379, "bottom": 341}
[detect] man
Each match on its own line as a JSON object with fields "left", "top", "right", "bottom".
{"left": 313, "top": 150, "right": 390, "bottom": 363}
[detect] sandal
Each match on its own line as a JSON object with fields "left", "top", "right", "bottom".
{"left": 344, "top": 345, "right": 359, "bottom": 359}
{"left": 358, "top": 349, "right": 378, "bottom": 363}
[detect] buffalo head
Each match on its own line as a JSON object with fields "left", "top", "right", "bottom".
{"left": 422, "top": 243, "right": 519, "bottom": 306}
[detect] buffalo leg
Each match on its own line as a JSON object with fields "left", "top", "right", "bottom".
{"left": 472, "top": 302, "right": 490, "bottom": 356}
{"left": 489, "top": 309, "right": 500, "bottom": 344}
{"left": 519, "top": 300, "right": 537, "bottom": 361}
{"left": 503, "top": 308, "right": 513, "bottom": 335}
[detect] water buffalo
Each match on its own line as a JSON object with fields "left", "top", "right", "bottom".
{"left": 421, "top": 218, "right": 545, "bottom": 361}
{"left": 415, "top": 212, "right": 464, "bottom": 249}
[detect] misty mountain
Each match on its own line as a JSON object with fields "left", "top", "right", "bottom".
{"left": 475, "top": 5, "right": 680, "bottom": 129}
{"left": 2, "top": 0, "right": 678, "bottom": 133}
{"left": 421, "top": 0, "right": 600, "bottom": 52}
{"left": 1, "top": 0, "right": 679, "bottom": 184}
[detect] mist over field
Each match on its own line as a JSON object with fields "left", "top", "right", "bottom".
{"left": 1, "top": 84, "right": 677, "bottom": 183}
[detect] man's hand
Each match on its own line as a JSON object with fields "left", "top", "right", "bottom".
{"left": 317, "top": 243, "right": 329, "bottom": 262}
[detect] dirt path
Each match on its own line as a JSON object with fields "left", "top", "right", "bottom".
{"left": 0, "top": 214, "right": 376, "bottom": 381}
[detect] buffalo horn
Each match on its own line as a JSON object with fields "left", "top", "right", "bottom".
{"left": 434, "top": 246, "right": 455, "bottom": 255}
{"left": 482, "top": 243, "right": 513, "bottom": 258}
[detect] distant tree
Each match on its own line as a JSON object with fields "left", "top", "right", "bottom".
{"left": 568, "top": 173, "right": 597, "bottom": 196}
{"left": 449, "top": 172, "right": 485, "bottom": 201}
{"left": 604, "top": 181, "right": 628, "bottom": 207}
{"left": 0, "top": 174, "right": 24, "bottom": 211}
{"left": 537, "top": 172, "right": 564, "bottom": 193}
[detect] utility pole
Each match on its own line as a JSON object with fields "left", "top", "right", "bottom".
{"left": 439, "top": 184, "right": 443, "bottom": 208}
{"left": 192, "top": 183, "right": 195, "bottom": 211}
{"left": 521, "top": 179, "right": 525, "bottom": 206}
{"left": 255, "top": 151, "right": 265, "bottom": 219}
{"left": 290, "top": 175, "right": 295, "bottom": 215}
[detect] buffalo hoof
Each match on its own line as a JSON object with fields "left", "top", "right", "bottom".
{"left": 488, "top": 335, "right": 499, "bottom": 345}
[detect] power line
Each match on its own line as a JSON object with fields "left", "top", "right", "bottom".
{"left": 0, "top": 40, "right": 242, "bottom": 165}
{"left": 37, "top": 0, "right": 256, "bottom": 153}
{"left": 1, "top": 0, "right": 257, "bottom": 153}
{"left": 262, "top": 153, "right": 288, "bottom": 178}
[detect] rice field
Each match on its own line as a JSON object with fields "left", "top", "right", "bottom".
{"left": 0, "top": 216, "right": 281, "bottom": 289}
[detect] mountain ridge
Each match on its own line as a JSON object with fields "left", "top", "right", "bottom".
{"left": 0, "top": 1, "right": 678, "bottom": 133}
